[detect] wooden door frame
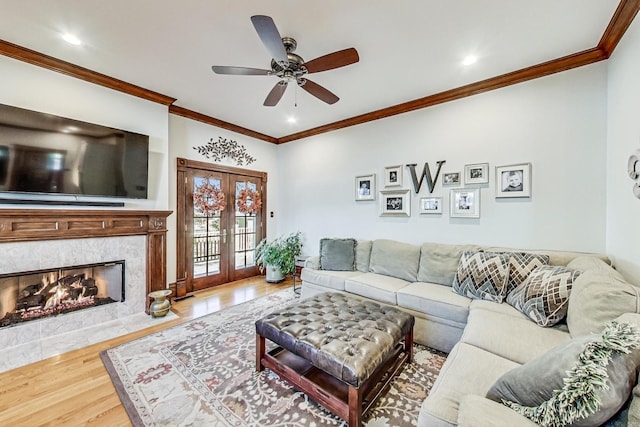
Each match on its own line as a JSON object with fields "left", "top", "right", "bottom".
{"left": 176, "top": 157, "right": 267, "bottom": 297}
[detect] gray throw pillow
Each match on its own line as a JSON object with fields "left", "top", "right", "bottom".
{"left": 487, "top": 320, "right": 640, "bottom": 426}
{"left": 319, "top": 238, "right": 356, "bottom": 271}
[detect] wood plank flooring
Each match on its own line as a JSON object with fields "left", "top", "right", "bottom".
{"left": 0, "top": 276, "right": 293, "bottom": 426}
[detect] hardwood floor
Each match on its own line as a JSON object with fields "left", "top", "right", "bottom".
{"left": 0, "top": 276, "right": 293, "bottom": 426}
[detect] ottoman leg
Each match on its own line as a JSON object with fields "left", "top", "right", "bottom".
{"left": 348, "top": 385, "right": 363, "bottom": 426}
{"left": 256, "top": 333, "right": 265, "bottom": 372}
{"left": 405, "top": 327, "right": 414, "bottom": 363}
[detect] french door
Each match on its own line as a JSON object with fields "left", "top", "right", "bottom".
{"left": 177, "top": 158, "right": 266, "bottom": 293}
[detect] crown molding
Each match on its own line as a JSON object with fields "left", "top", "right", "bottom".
{"left": 1, "top": 1, "right": 637, "bottom": 144}
{"left": 169, "top": 105, "right": 278, "bottom": 143}
{"left": 277, "top": 47, "right": 607, "bottom": 143}
{"left": 0, "top": 39, "right": 176, "bottom": 106}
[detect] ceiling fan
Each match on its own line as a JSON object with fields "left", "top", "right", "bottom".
{"left": 211, "top": 15, "right": 359, "bottom": 107}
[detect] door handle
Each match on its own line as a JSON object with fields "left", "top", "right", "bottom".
{"left": 222, "top": 229, "right": 227, "bottom": 244}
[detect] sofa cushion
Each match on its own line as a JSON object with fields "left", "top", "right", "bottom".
{"left": 396, "top": 282, "right": 471, "bottom": 325}
{"left": 319, "top": 238, "right": 356, "bottom": 271}
{"left": 506, "top": 252, "right": 549, "bottom": 295}
{"left": 487, "top": 320, "right": 640, "bottom": 427}
{"left": 506, "top": 265, "right": 582, "bottom": 327}
{"left": 355, "top": 239, "right": 373, "bottom": 272}
{"left": 369, "top": 239, "right": 421, "bottom": 282}
{"left": 300, "top": 268, "right": 363, "bottom": 291}
{"left": 462, "top": 301, "right": 571, "bottom": 364}
{"left": 457, "top": 395, "right": 539, "bottom": 427}
{"left": 417, "top": 243, "right": 481, "bottom": 286}
{"left": 567, "top": 268, "right": 640, "bottom": 338}
{"left": 452, "top": 251, "right": 510, "bottom": 303}
{"left": 418, "top": 342, "right": 520, "bottom": 427}
{"left": 344, "top": 272, "right": 410, "bottom": 305}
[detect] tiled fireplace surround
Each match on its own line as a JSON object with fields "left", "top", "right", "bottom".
{"left": 0, "top": 209, "right": 172, "bottom": 372}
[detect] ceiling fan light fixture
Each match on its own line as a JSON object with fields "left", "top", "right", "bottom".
{"left": 61, "top": 33, "right": 82, "bottom": 46}
{"left": 462, "top": 55, "right": 477, "bottom": 66}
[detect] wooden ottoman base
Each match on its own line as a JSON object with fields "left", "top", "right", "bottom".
{"left": 256, "top": 328, "right": 413, "bottom": 426}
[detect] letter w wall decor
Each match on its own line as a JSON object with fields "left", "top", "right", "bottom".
{"left": 406, "top": 161, "right": 446, "bottom": 194}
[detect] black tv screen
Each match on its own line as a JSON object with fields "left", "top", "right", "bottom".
{"left": 0, "top": 103, "right": 149, "bottom": 199}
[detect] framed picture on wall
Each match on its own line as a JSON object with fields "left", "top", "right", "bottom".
{"left": 384, "top": 165, "right": 403, "bottom": 187}
{"left": 355, "top": 174, "right": 376, "bottom": 201}
{"left": 419, "top": 197, "right": 443, "bottom": 214}
{"left": 442, "top": 172, "right": 461, "bottom": 186}
{"left": 450, "top": 188, "right": 480, "bottom": 218}
{"left": 464, "top": 163, "right": 489, "bottom": 185}
{"left": 495, "top": 163, "right": 532, "bottom": 198}
{"left": 379, "top": 189, "right": 410, "bottom": 216}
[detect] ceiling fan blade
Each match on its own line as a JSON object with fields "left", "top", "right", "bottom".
{"left": 212, "top": 66, "right": 272, "bottom": 76}
{"left": 264, "top": 81, "right": 288, "bottom": 106}
{"left": 303, "top": 48, "right": 359, "bottom": 73}
{"left": 250, "top": 15, "right": 289, "bottom": 66}
{"left": 299, "top": 79, "right": 339, "bottom": 105}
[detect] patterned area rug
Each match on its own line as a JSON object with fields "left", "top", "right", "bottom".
{"left": 101, "top": 290, "right": 447, "bottom": 426}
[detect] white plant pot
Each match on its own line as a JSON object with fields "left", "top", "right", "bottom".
{"left": 265, "top": 264, "right": 285, "bottom": 283}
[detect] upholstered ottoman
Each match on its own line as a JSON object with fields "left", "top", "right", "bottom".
{"left": 255, "top": 292, "right": 415, "bottom": 426}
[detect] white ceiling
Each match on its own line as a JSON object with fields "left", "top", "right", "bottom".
{"left": 0, "top": 1, "right": 621, "bottom": 139}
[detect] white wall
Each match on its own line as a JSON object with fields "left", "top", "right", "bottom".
{"left": 3, "top": 29, "right": 638, "bottom": 286}
{"left": 606, "top": 16, "right": 640, "bottom": 284}
{"left": 0, "top": 55, "right": 169, "bottom": 209}
{"left": 277, "top": 62, "right": 609, "bottom": 258}
{"left": 167, "top": 115, "right": 280, "bottom": 283}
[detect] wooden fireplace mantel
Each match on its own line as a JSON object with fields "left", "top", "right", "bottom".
{"left": 0, "top": 209, "right": 172, "bottom": 313}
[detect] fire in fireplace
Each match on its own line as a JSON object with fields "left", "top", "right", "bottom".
{"left": 0, "top": 260, "right": 125, "bottom": 328}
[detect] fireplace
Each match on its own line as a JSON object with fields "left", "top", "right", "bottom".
{"left": 0, "top": 260, "right": 125, "bottom": 329}
{"left": 0, "top": 209, "right": 171, "bottom": 373}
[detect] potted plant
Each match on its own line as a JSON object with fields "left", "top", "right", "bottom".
{"left": 255, "top": 231, "right": 303, "bottom": 283}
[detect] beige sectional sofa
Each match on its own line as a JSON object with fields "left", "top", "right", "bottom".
{"left": 300, "top": 238, "right": 640, "bottom": 426}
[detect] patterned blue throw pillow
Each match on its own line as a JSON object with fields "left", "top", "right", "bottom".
{"left": 452, "top": 251, "right": 510, "bottom": 302}
{"left": 506, "top": 265, "right": 582, "bottom": 327}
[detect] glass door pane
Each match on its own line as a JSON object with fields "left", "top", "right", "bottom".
{"left": 191, "top": 174, "right": 228, "bottom": 290}
{"left": 229, "top": 178, "right": 261, "bottom": 281}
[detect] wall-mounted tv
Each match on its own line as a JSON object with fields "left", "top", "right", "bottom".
{"left": 0, "top": 103, "right": 149, "bottom": 199}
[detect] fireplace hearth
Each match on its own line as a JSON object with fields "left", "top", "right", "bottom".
{"left": 0, "top": 261, "right": 125, "bottom": 328}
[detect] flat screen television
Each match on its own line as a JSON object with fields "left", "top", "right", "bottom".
{"left": 0, "top": 103, "right": 149, "bottom": 200}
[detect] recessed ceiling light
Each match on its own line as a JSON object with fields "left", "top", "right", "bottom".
{"left": 462, "top": 55, "right": 477, "bottom": 66}
{"left": 61, "top": 33, "right": 82, "bottom": 46}
{"left": 287, "top": 116, "right": 297, "bottom": 124}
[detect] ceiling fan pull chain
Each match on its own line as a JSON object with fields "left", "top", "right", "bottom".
{"left": 295, "top": 83, "right": 298, "bottom": 107}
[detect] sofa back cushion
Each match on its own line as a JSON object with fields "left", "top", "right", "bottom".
{"left": 369, "top": 239, "right": 421, "bottom": 282}
{"left": 484, "top": 246, "right": 610, "bottom": 267}
{"left": 417, "top": 242, "right": 481, "bottom": 286}
{"left": 355, "top": 240, "right": 373, "bottom": 273}
{"left": 566, "top": 257, "right": 640, "bottom": 338}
